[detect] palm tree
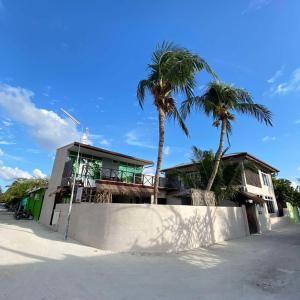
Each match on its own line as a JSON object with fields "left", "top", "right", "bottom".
{"left": 137, "top": 42, "right": 215, "bottom": 204}
{"left": 179, "top": 146, "right": 257, "bottom": 205}
{"left": 182, "top": 81, "right": 273, "bottom": 192}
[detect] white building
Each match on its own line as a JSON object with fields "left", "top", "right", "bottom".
{"left": 161, "top": 152, "right": 279, "bottom": 234}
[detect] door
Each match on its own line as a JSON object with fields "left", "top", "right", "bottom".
{"left": 246, "top": 204, "right": 259, "bottom": 234}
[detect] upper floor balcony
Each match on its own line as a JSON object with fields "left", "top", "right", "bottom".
{"left": 61, "top": 165, "right": 171, "bottom": 188}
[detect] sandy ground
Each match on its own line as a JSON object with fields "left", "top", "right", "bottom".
{"left": 0, "top": 211, "right": 299, "bottom": 300}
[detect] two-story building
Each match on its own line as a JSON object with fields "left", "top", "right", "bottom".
{"left": 161, "top": 152, "right": 279, "bottom": 234}
{"left": 39, "top": 142, "right": 157, "bottom": 227}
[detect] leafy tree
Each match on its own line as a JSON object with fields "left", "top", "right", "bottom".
{"left": 179, "top": 146, "right": 256, "bottom": 205}
{"left": 272, "top": 177, "right": 300, "bottom": 207}
{"left": 137, "top": 42, "right": 215, "bottom": 203}
{"left": 0, "top": 178, "right": 48, "bottom": 203}
{"left": 182, "top": 81, "right": 272, "bottom": 192}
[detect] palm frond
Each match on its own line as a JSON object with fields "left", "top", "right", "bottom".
{"left": 167, "top": 103, "right": 189, "bottom": 136}
{"left": 137, "top": 79, "right": 153, "bottom": 108}
{"left": 235, "top": 103, "right": 273, "bottom": 126}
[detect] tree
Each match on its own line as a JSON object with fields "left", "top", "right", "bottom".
{"left": 179, "top": 146, "right": 256, "bottom": 205}
{"left": 0, "top": 178, "right": 48, "bottom": 204}
{"left": 137, "top": 42, "right": 215, "bottom": 204}
{"left": 272, "top": 177, "right": 300, "bottom": 207}
{"left": 182, "top": 81, "right": 272, "bottom": 191}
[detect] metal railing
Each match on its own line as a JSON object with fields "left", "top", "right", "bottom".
{"left": 62, "top": 166, "right": 163, "bottom": 187}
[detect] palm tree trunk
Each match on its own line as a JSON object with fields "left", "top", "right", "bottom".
{"left": 153, "top": 107, "right": 165, "bottom": 204}
{"left": 206, "top": 119, "right": 227, "bottom": 192}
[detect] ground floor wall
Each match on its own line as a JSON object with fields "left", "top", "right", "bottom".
{"left": 39, "top": 191, "right": 55, "bottom": 226}
{"left": 54, "top": 203, "right": 250, "bottom": 252}
{"left": 257, "top": 203, "right": 271, "bottom": 232}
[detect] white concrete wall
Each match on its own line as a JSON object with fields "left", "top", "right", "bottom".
{"left": 39, "top": 146, "right": 69, "bottom": 226}
{"left": 256, "top": 203, "right": 271, "bottom": 232}
{"left": 54, "top": 203, "right": 250, "bottom": 252}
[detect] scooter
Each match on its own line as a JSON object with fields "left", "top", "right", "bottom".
{"left": 14, "top": 210, "right": 33, "bottom": 220}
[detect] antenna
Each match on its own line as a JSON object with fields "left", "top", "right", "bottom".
{"left": 60, "top": 108, "right": 81, "bottom": 125}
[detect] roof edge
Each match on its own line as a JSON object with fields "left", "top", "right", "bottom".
{"left": 162, "top": 152, "right": 279, "bottom": 173}
{"left": 59, "top": 142, "right": 153, "bottom": 166}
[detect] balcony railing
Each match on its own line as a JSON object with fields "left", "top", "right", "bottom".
{"left": 61, "top": 166, "right": 169, "bottom": 187}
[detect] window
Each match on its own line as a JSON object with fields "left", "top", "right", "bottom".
{"left": 262, "top": 173, "right": 270, "bottom": 186}
{"left": 245, "top": 169, "right": 262, "bottom": 187}
{"left": 265, "top": 199, "right": 275, "bottom": 213}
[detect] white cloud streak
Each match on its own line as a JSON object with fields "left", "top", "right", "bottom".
{"left": 0, "top": 83, "right": 80, "bottom": 151}
{"left": 242, "top": 0, "right": 272, "bottom": 14}
{"left": 89, "top": 133, "right": 111, "bottom": 147}
{"left": 267, "top": 67, "right": 284, "bottom": 84}
{"left": 262, "top": 136, "right": 276, "bottom": 142}
{"left": 125, "top": 130, "right": 155, "bottom": 149}
{"left": 0, "top": 140, "right": 16, "bottom": 145}
{"left": 0, "top": 160, "right": 47, "bottom": 181}
{"left": 270, "top": 68, "right": 300, "bottom": 95}
{"left": 164, "top": 146, "right": 171, "bottom": 156}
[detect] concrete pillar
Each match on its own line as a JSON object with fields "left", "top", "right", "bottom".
{"left": 241, "top": 205, "right": 250, "bottom": 236}
{"left": 150, "top": 195, "right": 154, "bottom": 204}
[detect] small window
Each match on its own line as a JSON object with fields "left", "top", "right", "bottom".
{"left": 262, "top": 173, "right": 270, "bottom": 186}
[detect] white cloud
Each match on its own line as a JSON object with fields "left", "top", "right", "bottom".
{"left": 242, "top": 0, "right": 272, "bottom": 14}
{"left": 32, "top": 168, "right": 47, "bottom": 179}
{"left": 0, "top": 160, "right": 47, "bottom": 181}
{"left": 262, "top": 136, "right": 276, "bottom": 142}
{"left": 270, "top": 68, "right": 300, "bottom": 95}
{"left": 291, "top": 181, "right": 298, "bottom": 189}
{"left": 0, "top": 164, "right": 46, "bottom": 183}
{"left": 164, "top": 146, "right": 171, "bottom": 156}
{"left": 99, "top": 139, "right": 110, "bottom": 146}
{"left": 0, "top": 147, "right": 23, "bottom": 161}
{"left": 143, "top": 166, "right": 155, "bottom": 175}
{"left": 267, "top": 67, "right": 284, "bottom": 84}
{"left": 0, "top": 83, "right": 80, "bottom": 150}
{"left": 26, "top": 148, "right": 40, "bottom": 154}
{"left": 0, "top": 140, "right": 16, "bottom": 145}
{"left": 2, "top": 119, "right": 13, "bottom": 127}
{"left": 89, "top": 133, "right": 111, "bottom": 147}
{"left": 295, "top": 120, "right": 300, "bottom": 124}
{"left": 0, "top": 166, "right": 31, "bottom": 180}
{"left": 125, "top": 130, "right": 155, "bottom": 149}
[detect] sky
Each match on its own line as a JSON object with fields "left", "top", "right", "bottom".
{"left": 0, "top": 0, "right": 299, "bottom": 188}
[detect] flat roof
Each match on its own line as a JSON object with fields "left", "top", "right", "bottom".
{"left": 59, "top": 142, "right": 153, "bottom": 166}
{"left": 161, "top": 152, "right": 279, "bottom": 173}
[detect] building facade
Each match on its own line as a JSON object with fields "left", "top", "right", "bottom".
{"left": 39, "top": 142, "right": 155, "bottom": 226}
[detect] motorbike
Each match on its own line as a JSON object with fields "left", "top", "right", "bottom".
{"left": 14, "top": 210, "right": 33, "bottom": 220}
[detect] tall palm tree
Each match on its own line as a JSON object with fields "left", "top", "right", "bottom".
{"left": 179, "top": 146, "right": 257, "bottom": 205}
{"left": 182, "top": 81, "right": 273, "bottom": 192}
{"left": 137, "top": 42, "right": 215, "bottom": 204}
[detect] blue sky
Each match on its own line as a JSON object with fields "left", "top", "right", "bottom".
{"left": 0, "top": 0, "right": 299, "bottom": 188}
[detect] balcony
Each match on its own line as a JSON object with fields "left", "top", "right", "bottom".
{"left": 61, "top": 166, "right": 168, "bottom": 188}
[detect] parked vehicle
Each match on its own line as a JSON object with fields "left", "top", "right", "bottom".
{"left": 14, "top": 209, "right": 33, "bottom": 220}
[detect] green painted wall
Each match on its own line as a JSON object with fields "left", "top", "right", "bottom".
{"left": 119, "top": 163, "right": 143, "bottom": 183}
{"left": 26, "top": 188, "right": 46, "bottom": 221}
{"left": 287, "top": 202, "right": 300, "bottom": 224}
{"left": 69, "top": 151, "right": 102, "bottom": 179}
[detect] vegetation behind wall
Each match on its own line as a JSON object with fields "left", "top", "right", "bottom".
{"left": 0, "top": 178, "right": 48, "bottom": 204}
